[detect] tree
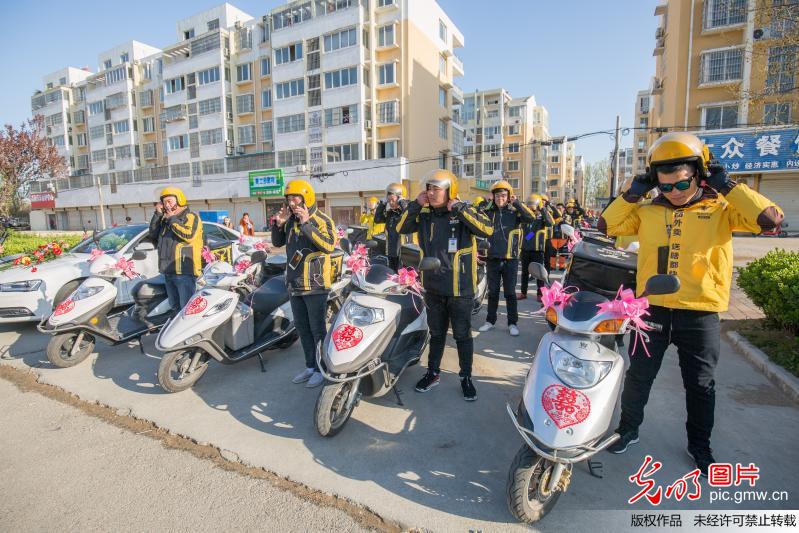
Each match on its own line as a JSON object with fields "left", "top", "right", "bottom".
{"left": 583, "top": 160, "right": 610, "bottom": 208}
{"left": 0, "top": 115, "right": 66, "bottom": 217}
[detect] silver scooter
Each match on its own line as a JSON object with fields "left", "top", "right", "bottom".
{"left": 314, "top": 247, "right": 441, "bottom": 437}
{"left": 505, "top": 262, "right": 680, "bottom": 524}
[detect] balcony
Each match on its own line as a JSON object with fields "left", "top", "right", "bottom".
{"left": 653, "top": 37, "right": 665, "bottom": 56}
{"left": 163, "top": 104, "right": 188, "bottom": 123}
{"left": 451, "top": 55, "right": 464, "bottom": 77}
{"left": 651, "top": 78, "right": 664, "bottom": 94}
{"left": 450, "top": 84, "right": 464, "bottom": 104}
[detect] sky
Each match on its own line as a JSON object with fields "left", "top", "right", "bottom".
{"left": 0, "top": 0, "right": 657, "bottom": 166}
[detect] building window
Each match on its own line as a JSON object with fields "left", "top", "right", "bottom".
{"left": 439, "top": 55, "right": 446, "bottom": 75}
{"left": 236, "top": 63, "right": 252, "bottom": 82}
{"left": 165, "top": 76, "right": 185, "bottom": 94}
{"left": 76, "top": 133, "right": 88, "bottom": 146}
{"left": 488, "top": 145, "right": 500, "bottom": 157}
{"left": 89, "top": 125, "right": 105, "bottom": 139}
{"left": 112, "top": 120, "right": 129, "bottom": 134}
{"left": 702, "top": 0, "right": 746, "bottom": 30}
{"left": 326, "top": 143, "right": 359, "bottom": 162}
{"left": 273, "top": 3, "right": 312, "bottom": 30}
{"left": 103, "top": 59, "right": 112, "bottom": 70}
{"left": 464, "top": 163, "right": 474, "bottom": 176}
{"left": 638, "top": 138, "right": 647, "bottom": 150}
{"left": 142, "top": 117, "right": 155, "bottom": 132}
{"left": 764, "top": 102, "right": 791, "bottom": 125}
{"left": 699, "top": 48, "right": 743, "bottom": 84}
{"left": 378, "top": 24, "right": 395, "bottom": 47}
{"left": 378, "top": 0, "right": 396, "bottom": 6}
{"left": 439, "top": 20, "right": 447, "bottom": 42}
{"left": 276, "top": 113, "right": 306, "bottom": 134}
{"left": 276, "top": 78, "right": 305, "bottom": 99}
{"left": 507, "top": 142, "right": 520, "bottom": 153}
{"left": 91, "top": 149, "right": 107, "bottom": 163}
{"left": 378, "top": 140, "right": 397, "bottom": 158}
{"left": 508, "top": 106, "right": 522, "bottom": 118}
{"left": 766, "top": 46, "right": 797, "bottom": 93}
{"left": 278, "top": 149, "right": 307, "bottom": 167}
{"left": 261, "top": 121, "right": 274, "bottom": 143}
{"left": 508, "top": 124, "right": 520, "bottom": 135}
{"left": 378, "top": 101, "right": 399, "bottom": 124}
{"left": 378, "top": 63, "right": 396, "bottom": 85}
{"left": 484, "top": 162, "right": 501, "bottom": 173}
{"left": 88, "top": 101, "right": 105, "bottom": 116}
{"left": 702, "top": 104, "right": 739, "bottom": 129}
{"left": 200, "top": 128, "right": 223, "bottom": 145}
{"left": 120, "top": 52, "right": 129, "bottom": 63}
{"left": 324, "top": 27, "right": 357, "bottom": 52}
{"left": 507, "top": 160, "right": 520, "bottom": 171}
{"left": 184, "top": 28, "right": 195, "bottom": 40}
{"left": 199, "top": 97, "right": 222, "bottom": 115}
{"left": 325, "top": 104, "right": 359, "bottom": 127}
{"left": 261, "top": 89, "right": 273, "bottom": 109}
{"left": 275, "top": 43, "right": 303, "bottom": 65}
{"left": 639, "top": 96, "right": 650, "bottom": 114}
{"left": 439, "top": 119, "right": 448, "bottom": 140}
{"left": 207, "top": 18, "right": 219, "bottom": 31}
{"left": 238, "top": 125, "right": 256, "bottom": 145}
{"left": 168, "top": 134, "right": 189, "bottom": 150}
{"left": 115, "top": 145, "right": 131, "bottom": 159}
{"left": 261, "top": 57, "right": 271, "bottom": 76}
{"left": 639, "top": 117, "right": 649, "bottom": 128}
{"left": 198, "top": 67, "right": 220, "bottom": 85}
{"left": 236, "top": 94, "right": 255, "bottom": 114}
{"left": 439, "top": 87, "right": 447, "bottom": 107}
{"left": 324, "top": 66, "right": 358, "bottom": 89}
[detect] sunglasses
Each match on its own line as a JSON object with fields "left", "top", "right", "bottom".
{"left": 658, "top": 178, "right": 694, "bottom": 193}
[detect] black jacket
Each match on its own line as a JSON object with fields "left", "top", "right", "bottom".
{"left": 483, "top": 200, "right": 536, "bottom": 259}
{"left": 521, "top": 207, "right": 556, "bottom": 252}
{"left": 373, "top": 199, "right": 408, "bottom": 258}
{"left": 148, "top": 208, "right": 203, "bottom": 277}
{"left": 562, "top": 205, "right": 586, "bottom": 227}
{"left": 396, "top": 201, "right": 493, "bottom": 297}
{"left": 271, "top": 206, "right": 336, "bottom": 295}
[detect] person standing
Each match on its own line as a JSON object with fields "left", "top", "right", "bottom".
{"left": 600, "top": 133, "right": 783, "bottom": 475}
{"left": 373, "top": 183, "right": 408, "bottom": 272}
{"left": 562, "top": 199, "right": 586, "bottom": 227}
{"left": 517, "top": 193, "right": 555, "bottom": 301}
{"left": 223, "top": 216, "right": 234, "bottom": 229}
{"left": 359, "top": 196, "right": 385, "bottom": 240}
{"left": 397, "top": 169, "right": 493, "bottom": 400}
{"left": 239, "top": 212, "right": 255, "bottom": 236}
{"left": 477, "top": 180, "right": 536, "bottom": 337}
{"left": 271, "top": 180, "right": 336, "bottom": 389}
{"left": 148, "top": 187, "right": 203, "bottom": 308}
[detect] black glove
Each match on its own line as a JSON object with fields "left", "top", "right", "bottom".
{"left": 626, "top": 173, "right": 656, "bottom": 199}
{"left": 705, "top": 161, "right": 736, "bottom": 194}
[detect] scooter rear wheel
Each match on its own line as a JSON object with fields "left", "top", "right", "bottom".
{"left": 315, "top": 381, "right": 356, "bottom": 437}
{"left": 47, "top": 331, "right": 96, "bottom": 368}
{"left": 158, "top": 349, "right": 210, "bottom": 393}
{"left": 506, "top": 445, "right": 565, "bottom": 524}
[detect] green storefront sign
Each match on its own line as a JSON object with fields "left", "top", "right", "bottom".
{"left": 249, "top": 169, "right": 284, "bottom": 197}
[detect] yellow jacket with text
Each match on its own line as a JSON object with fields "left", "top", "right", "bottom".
{"left": 271, "top": 206, "right": 336, "bottom": 294}
{"left": 360, "top": 212, "right": 385, "bottom": 240}
{"left": 598, "top": 184, "right": 783, "bottom": 312}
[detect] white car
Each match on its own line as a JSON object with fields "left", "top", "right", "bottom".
{"left": 0, "top": 222, "right": 259, "bottom": 323}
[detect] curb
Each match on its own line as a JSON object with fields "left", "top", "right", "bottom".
{"left": 725, "top": 330, "right": 799, "bottom": 404}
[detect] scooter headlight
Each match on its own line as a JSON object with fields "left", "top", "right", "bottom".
{"left": 71, "top": 285, "right": 103, "bottom": 301}
{"left": 549, "top": 343, "right": 612, "bottom": 389}
{"left": 204, "top": 297, "right": 234, "bottom": 317}
{"left": 344, "top": 301, "right": 384, "bottom": 327}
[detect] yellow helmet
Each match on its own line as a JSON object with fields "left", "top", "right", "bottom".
{"left": 647, "top": 132, "right": 711, "bottom": 178}
{"left": 541, "top": 193, "right": 550, "bottom": 202}
{"left": 473, "top": 195, "right": 486, "bottom": 207}
{"left": 386, "top": 182, "right": 406, "bottom": 198}
{"left": 285, "top": 179, "right": 316, "bottom": 206}
{"left": 159, "top": 187, "right": 187, "bottom": 207}
{"left": 367, "top": 196, "right": 379, "bottom": 209}
{"left": 526, "top": 193, "right": 543, "bottom": 208}
{"left": 423, "top": 169, "right": 458, "bottom": 199}
{"left": 490, "top": 179, "right": 513, "bottom": 198}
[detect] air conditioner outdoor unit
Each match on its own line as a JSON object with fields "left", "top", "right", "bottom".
{"left": 236, "top": 146, "right": 245, "bottom": 155}
{"left": 364, "top": 120, "right": 372, "bottom": 129}
{"left": 226, "top": 111, "right": 233, "bottom": 120}
{"left": 753, "top": 28, "right": 773, "bottom": 40}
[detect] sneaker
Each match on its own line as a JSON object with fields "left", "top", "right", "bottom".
{"left": 478, "top": 322, "right": 495, "bottom": 332}
{"left": 305, "top": 371, "right": 324, "bottom": 388}
{"left": 686, "top": 446, "right": 716, "bottom": 478}
{"left": 292, "top": 367, "right": 315, "bottom": 384}
{"left": 415, "top": 371, "right": 440, "bottom": 392}
{"left": 461, "top": 376, "right": 477, "bottom": 401}
{"left": 509, "top": 324, "right": 520, "bottom": 336}
{"left": 607, "top": 430, "right": 639, "bottom": 454}
{"left": 516, "top": 293, "right": 527, "bottom": 300}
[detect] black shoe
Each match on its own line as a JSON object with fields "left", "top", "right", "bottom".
{"left": 461, "top": 376, "right": 477, "bottom": 401}
{"left": 686, "top": 446, "right": 716, "bottom": 478}
{"left": 415, "top": 371, "right": 440, "bottom": 392}
{"left": 607, "top": 429, "right": 639, "bottom": 454}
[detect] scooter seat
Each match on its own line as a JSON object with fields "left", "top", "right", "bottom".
{"left": 132, "top": 276, "right": 168, "bottom": 305}
{"left": 246, "top": 276, "right": 289, "bottom": 314}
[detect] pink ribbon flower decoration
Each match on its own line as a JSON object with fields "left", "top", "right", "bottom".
{"left": 566, "top": 229, "right": 583, "bottom": 253}
{"left": 253, "top": 240, "right": 270, "bottom": 252}
{"left": 115, "top": 257, "right": 138, "bottom": 279}
{"left": 235, "top": 258, "right": 252, "bottom": 274}
{"left": 596, "top": 286, "right": 653, "bottom": 357}
{"left": 346, "top": 244, "right": 370, "bottom": 275}
{"left": 388, "top": 267, "right": 423, "bottom": 293}
{"left": 201, "top": 246, "right": 216, "bottom": 264}
{"left": 336, "top": 227, "right": 346, "bottom": 239}
{"left": 539, "top": 281, "right": 576, "bottom": 310}
{"left": 88, "top": 248, "right": 106, "bottom": 263}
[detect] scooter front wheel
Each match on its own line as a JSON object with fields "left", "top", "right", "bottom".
{"left": 315, "top": 380, "right": 357, "bottom": 437}
{"left": 158, "top": 349, "right": 210, "bottom": 393}
{"left": 47, "top": 331, "right": 96, "bottom": 368}
{"left": 506, "top": 445, "right": 567, "bottom": 524}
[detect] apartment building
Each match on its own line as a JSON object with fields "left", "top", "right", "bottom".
{"left": 29, "top": 0, "right": 466, "bottom": 231}
{"left": 608, "top": 146, "right": 635, "bottom": 195}
{"left": 544, "top": 137, "right": 578, "bottom": 203}
{"left": 463, "top": 89, "right": 551, "bottom": 199}
{"left": 646, "top": 0, "right": 799, "bottom": 228}
{"left": 632, "top": 89, "right": 653, "bottom": 175}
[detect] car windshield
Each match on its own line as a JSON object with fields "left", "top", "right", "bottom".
{"left": 71, "top": 225, "right": 146, "bottom": 254}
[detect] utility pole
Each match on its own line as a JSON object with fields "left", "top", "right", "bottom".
{"left": 610, "top": 114, "right": 621, "bottom": 198}
{"left": 95, "top": 174, "right": 107, "bottom": 230}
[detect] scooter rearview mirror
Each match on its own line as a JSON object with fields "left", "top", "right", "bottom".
{"left": 560, "top": 224, "right": 575, "bottom": 238}
{"left": 339, "top": 238, "right": 351, "bottom": 254}
{"left": 641, "top": 274, "right": 680, "bottom": 297}
{"left": 250, "top": 250, "right": 267, "bottom": 265}
{"left": 419, "top": 257, "right": 441, "bottom": 272}
{"left": 365, "top": 240, "right": 378, "bottom": 249}
{"left": 529, "top": 262, "right": 549, "bottom": 285}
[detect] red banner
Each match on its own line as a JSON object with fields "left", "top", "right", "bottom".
{"left": 30, "top": 192, "right": 55, "bottom": 210}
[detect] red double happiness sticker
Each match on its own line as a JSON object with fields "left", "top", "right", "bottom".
{"left": 185, "top": 296, "right": 207, "bottom": 316}
{"left": 332, "top": 324, "right": 364, "bottom": 351}
{"left": 54, "top": 298, "right": 75, "bottom": 316}
{"left": 541, "top": 384, "right": 591, "bottom": 429}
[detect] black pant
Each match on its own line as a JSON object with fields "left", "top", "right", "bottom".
{"left": 425, "top": 293, "right": 473, "bottom": 377}
{"left": 290, "top": 293, "right": 328, "bottom": 370}
{"left": 519, "top": 249, "right": 545, "bottom": 296}
{"left": 618, "top": 306, "right": 721, "bottom": 451}
{"left": 486, "top": 258, "right": 518, "bottom": 325}
{"left": 388, "top": 255, "right": 400, "bottom": 272}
